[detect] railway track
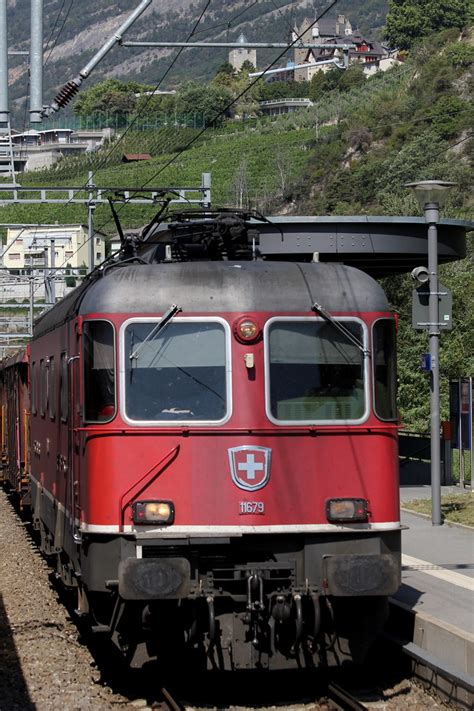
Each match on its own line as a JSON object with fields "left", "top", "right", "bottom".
{"left": 157, "top": 681, "right": 370, "bottom": 711}
{"left": 327, "top": 681, "right": 369, "bottom": 710}
{"left": 160, "top": 685, "right": 186, "bottom": 711}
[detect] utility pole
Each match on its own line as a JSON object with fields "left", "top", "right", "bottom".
{"left": 30, "top": 0, "right": 43, "bottom": 123}
{"left": 29, "top": 274, "right": 34, "bottom": 335}
{"left": 87, "top": 171, "right": 96, "bottom": 274}
{"left": 0, "top": 0, "right": 9, "bottom": 123}
{"left": 50, "top": 236, "right": 55, "bottom": 304}
{"left": 44, "top": 244, "right": 52, "bottom": 305}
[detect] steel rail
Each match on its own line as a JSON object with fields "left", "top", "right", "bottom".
{"left": 160, "top": 686, "right": 185, "bottom": 711}
{"left": 327, "top": 681, "right": 368, "bottom": 710}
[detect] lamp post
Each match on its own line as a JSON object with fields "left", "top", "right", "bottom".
{"left": 406, "top": 180, "right": 457, "bottom": 525}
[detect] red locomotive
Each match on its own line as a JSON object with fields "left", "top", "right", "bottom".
{"left": 0, "top": 212, "right": 400, "bottom": 669}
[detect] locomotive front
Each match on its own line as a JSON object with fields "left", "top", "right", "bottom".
{"left": 28, "top": 252, "right": 400, "bottom": 669}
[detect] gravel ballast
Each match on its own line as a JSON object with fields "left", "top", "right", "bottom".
{"left": 0, "top": 487, "right": 131, "bottom": 710}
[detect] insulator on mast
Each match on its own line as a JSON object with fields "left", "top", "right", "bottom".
{"left": 54, "top": 78, "right": 82, "bottom": 108}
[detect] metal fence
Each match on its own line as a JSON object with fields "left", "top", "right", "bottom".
{"left": 399, "top": 431, "right": 451, "bottom": 485}
{"left": 40, "top": 113, "right": 209, "bottom": 132}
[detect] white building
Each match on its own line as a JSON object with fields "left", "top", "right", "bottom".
{"left": 10, "top": 128, "right": 114, "bottom": 172}
{"left": 3, "top": 225, "right": 106, "bottom": 274}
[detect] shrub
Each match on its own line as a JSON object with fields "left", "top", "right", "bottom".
{"left": 445, "top": 42, "right": 474, "bottom": 68}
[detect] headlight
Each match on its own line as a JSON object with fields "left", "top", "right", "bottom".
{"left": 326, "top": 498, "right": 368, "bottom": 522}
{"left": 132, "top": 500, "right": 175, "bottom": 525}
{"left": 233, "top": 317, "right": 261, "bottom": 343}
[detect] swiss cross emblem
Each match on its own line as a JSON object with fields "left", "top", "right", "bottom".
{"left": 228, "top": 446, "right": 272, "bottom": 491}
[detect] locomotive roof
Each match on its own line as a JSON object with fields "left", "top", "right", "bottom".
{"left": 33, "top": 261, "right": 388, "bottom": 338}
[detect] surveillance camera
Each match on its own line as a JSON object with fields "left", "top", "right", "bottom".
{"left": 411, "top": 266, "right": 430, "bottom": 284}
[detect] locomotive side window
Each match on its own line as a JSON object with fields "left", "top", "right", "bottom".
{"left": 372, "top": 319, "right": 397, "bottom": 421}
{"left": 48, "top": 356, "right": 55, "bottom": 420}
{"left": 123, "top": 320, "right": 228, "bottom": 423}
{"left": 266, "top": 319, "right": 366, "bottom": 423}
{"left": 31, "top": 362, "right": 37, "bottom": 415}
{"left": 39, "top": 359, "right": 46, "bottom": 417}
{"left": 83, "top": 321, "right": 116, "bottom": 422}
{"left": 60, "top": 352, "right": 68, "bottom": 422}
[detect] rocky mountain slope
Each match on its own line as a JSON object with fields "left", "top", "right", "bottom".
{"left": 7, "top": 0, "right": 387, "bottom": 122}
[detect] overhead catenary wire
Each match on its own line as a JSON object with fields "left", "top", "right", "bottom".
{"left": 29, "top": 0, "right": 215, "bottom": 295}
{"left": 26, "top": 0, "right": 319, "bottom": 264}
{"left": 44, "top": 0, "right": 74, "bottom": 68}
{"left": 11, "top": 0, "right": 211, "bottom": 301}
{"left": 39, "top": 0, "right": 213, "bottom": 214}
{"left": 88, "top": 109, "right": 472, "bottom": 282}
{"left": 9, "top": 0, "right": 329, "bottom": 281}
{"left": 191, "top": 0, "right": 260, "bottom": 37}
{"left": 129, "top": 0, "right": 340, "bottom": 190}
{"left": 36, "top": 0, "right": 367, "bottom": 282}
{"left": 28, "top": 0, "right": 472, "bottom": 299}
{"left": 91, "top": 0, "right": 213, "bottom": 160}
{"left": 70, "top": 0, "right": 340, "bottom": 226}
{"left": 34, "top": 0, "right": 316, "bottom": 220}
{"left": 268, "top": 0, "right": 297, "bottom": 41}
{"left": 27, "top": 106, "right": 471, "bottom": 295}
{"left": 43, "top": 0, "right": 67, "bottom": 65}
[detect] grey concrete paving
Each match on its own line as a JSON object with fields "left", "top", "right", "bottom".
{"left": 400, "top": 484, "right": 472, "bottom": 502}
{"left": 393, "top": 508, "right": 474, "bottom": 634}
{"left": 401, "top": 509, "right": 474, "bottom": 575}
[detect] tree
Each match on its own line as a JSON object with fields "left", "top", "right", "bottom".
{"left": 175, "top": 82, "right": 233, "bottom": 126}
{"left": 308, "top": 68, "right": 345, "bottom": 101}
{"left": 338, "top": 64, "right": 366, "bottom": 92}
{"left": 258, "top": 80, "right": 309, "bottom": 101}
{"left": 275, "top": 151, "right": 292, "bottom": 198}
{"left": 230, "top": 158, "right": 250, "bottom": 209}
{"left": 213, "top": 61, "right": 239, "bottom": 90}
{"left": 385, "top": 0, "right": 472, "bottom": 50}
{"left": 73, "top": 79, "right": 139, "bottom": 125}
{"left": 308, "top": 71, "right": 328, "bottom": 102}
{"left": 216, "top": 61, "right": 235, "bottom": 76}
{"left": 239, "top": 60, "right": 256, "bottom": 75}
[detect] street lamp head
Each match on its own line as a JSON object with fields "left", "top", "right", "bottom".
{"left": 405, "top": 180, "right": 457, "bottom": 211}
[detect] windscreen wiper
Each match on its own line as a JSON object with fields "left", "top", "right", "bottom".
{"left": 130, "top": 304, "right": 182, "bottom": 361}
{"left": 312, "top": 301, "right": 369, "bottom": 356}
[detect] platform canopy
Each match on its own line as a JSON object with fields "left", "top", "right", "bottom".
{"left": 252, "top": 216, "right": 472, "bottom": 277}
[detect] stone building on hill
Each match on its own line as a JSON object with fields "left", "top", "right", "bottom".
{"left": 229, "top": 33, "right": 257, "bottom": 71}
{"left": 294, "top": 14, "right": 353, "bottom": 64}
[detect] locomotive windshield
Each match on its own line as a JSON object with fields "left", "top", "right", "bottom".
{"left": 266, "top": 319, "right": 366, "bottom": 423}
{"left": 123, "top": 319, "right": 228, "bottom": 423}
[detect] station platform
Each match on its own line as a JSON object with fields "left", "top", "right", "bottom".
{"left": 389, "top": 484, "right": 474, "bottom": 695}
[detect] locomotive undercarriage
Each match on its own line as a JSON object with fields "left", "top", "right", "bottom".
{"left": 93, "top": 587, "right": 390, "bottom": 670}
{"left": 76, "top": 531, "right": 400, "bottom": 670}
{"left": 27, "top": 483, "right": 400, "bottom": 669}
